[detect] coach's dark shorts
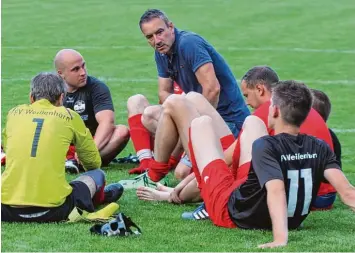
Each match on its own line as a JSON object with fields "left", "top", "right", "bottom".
{"left": 1, "top": 181, "right": 94, "bottom": 223}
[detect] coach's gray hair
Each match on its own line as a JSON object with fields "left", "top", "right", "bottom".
{"left": 30, "top": 72, "right": 66, "bottom": 104}
{"left": 139, "top": 9, "right": 170, "bottom": 29}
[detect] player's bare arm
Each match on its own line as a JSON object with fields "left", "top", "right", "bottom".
{"left": 94, "top": 110, "right": 116, "bottom": 151}
{"left": 195, "top": 63, "right": 220, "bottom": 108}
{"left": 169, "top": 173, "right": 196, "bottom": 204}
{"left": 259, "top": 179, "right": 288, "bottom": 249}
{"left": 158, "top": 77, "right": 174, "bottom": 103}
{"left": 324, "top": 169, "right": 355, "bottom": 211}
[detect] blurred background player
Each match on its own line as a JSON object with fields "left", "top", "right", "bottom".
{"left": 126, "top": 9, "right": 249, "bottom": 178}
{"left": 310, "top": 88, "right": 342, "bottom": 167}
{"left": 310, "top": 88, "right": 342, "bottom": 209}
{"left": 54, "top": 49, "right": 130, "bottom": 172}
{"left": 1, "top": 72, "right": 123, "bottom": 223}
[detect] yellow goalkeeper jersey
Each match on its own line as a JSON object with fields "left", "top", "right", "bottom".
{"left": 1, "top": 99, "right": 101, "bottom": 207}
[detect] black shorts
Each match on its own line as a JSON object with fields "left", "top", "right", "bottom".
{"left": 1, "top": 181, "right": 94, "bottom": 223}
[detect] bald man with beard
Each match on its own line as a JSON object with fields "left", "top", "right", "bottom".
{"left": 54, "top": 49, "right": 130, "bottom": 172}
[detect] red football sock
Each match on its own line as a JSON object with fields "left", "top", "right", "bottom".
{"left": 128, "top": 114, "right": 153, "bottom": 163}
{"left": 220, "top": 134, "right": 235, "bottom": 151}
{"left": 147, "top": 160, "right": 170, "bottom": 182}
{"left": 93, "top": 181, "right": 106, "bottom": 206}
{"left": 128, "top": 158, "right": 152, "bottom": 174}
{"left": 66, "top": 145, "right": 76, "bottom": 160}
{"left": 168, "top": 155, "right": 180, "bottom": 169}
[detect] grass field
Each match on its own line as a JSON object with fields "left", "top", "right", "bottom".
{"left": 1, "top": 0, "right": 355, "bottom": 251}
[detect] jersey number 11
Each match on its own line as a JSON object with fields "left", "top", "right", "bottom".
{"left": 287, "top": 168, "right": 313, "bottom": 217}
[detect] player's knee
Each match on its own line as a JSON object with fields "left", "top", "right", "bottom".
{"left": 185, "top": 92, "right": 203, "bottom": 103}
{"left": 142, "top": 106, "right": 161, "bottom": 124}
{"left": 174, "top": 168, "right": 190, "bottom": 180}
{"left": 127, "top": 94, "right": 149, "bottom": 114}
{"left": 242, "top": 115, "right": 267, "bottom": 133}
{"left": 191, "top": 115, "right": 213, "bottom": 130}
{"left": 82, "top": 168, "right": 106, "bottom": 188}
{"left": 116, "top": 125, "right": 130, "bottom": 140}
{"left": 162, "top": 94, "right": 185, "bottom": 113}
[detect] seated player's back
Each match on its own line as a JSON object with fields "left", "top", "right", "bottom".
{"left": 229, "top": 133, "right": 340, "bottom": 230}
{"left": 1, "top": 99, "right": 98, "bottom": 207}
{"left": 252, "top": 101, "right": 335, "bottom": 195}
{"left": 254, "top": 101, "right": 333, "bottom": 148}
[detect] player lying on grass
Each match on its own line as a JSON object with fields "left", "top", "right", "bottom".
{"left": 136, "top": 66, "right": 338, "bottom": 218}
{"left": 126, "top": 8, "right": 249, "bottom": 178}
{"left": 143, "top": 80, "right": 355, "bottom": 248}
{"left": 1, "top": 72, "right": 123, "bottom": 223}
{"left": 54, "top": 49, "right": 130, "bottom": 172}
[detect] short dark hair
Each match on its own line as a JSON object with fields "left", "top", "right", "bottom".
{"left": 272, "top": 80, "right": 313, "bottom": 127}
{"left": 242, "top": 66, "right": 279, "bottom": 90}
{"left": 31, "top": 72, "right": 66, "bottom": 104}
{"left": 139, "top": 9, "right": 170, "bottom": 29}
{"left": 310, "top": 89, "right": 331, "bottom": 122}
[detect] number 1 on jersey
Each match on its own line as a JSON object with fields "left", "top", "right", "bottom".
{"left": 287, "top": 168, "right": 313, "bottom": 217}
{"left": 31, "top": 118, "right": 44, "bottom": 157}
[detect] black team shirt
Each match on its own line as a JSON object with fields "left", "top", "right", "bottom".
{"left": 63, "top": 76, "right": 114, "bottom": 136}
{"left": 228, "top": 133, "right": 340, "bottom": 230}
{"left": 329, "top": 128, "right": 342, "bottom": 168}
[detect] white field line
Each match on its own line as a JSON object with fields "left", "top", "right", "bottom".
{"left": 332, "top": 129, "right": 355, "bottom": 133}
{"left": 2, "top": 46, "right": 355, "bottom": 54}
{"left": 1, "top": 77, "right": 355, "bottom": 85}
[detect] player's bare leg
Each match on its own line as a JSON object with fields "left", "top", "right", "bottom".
{"left": 100, "top": 125, "right": 130, "bottom": 166}
{"left": 141, "top": 105, "right": 162, "bottom": 134}
{"left": 179, "top": 178, "right": 201, "bottom": 202}
{"left": 239, "top": 116, "right": 268, "bottom": 165}
{"left": 146, "top": 95, "right": 200, "bottom": 182}
{"left": 174, "top": 162, "right": 192, "bottom": 180}
{"left": 190, "top": 116, "right": 226, "bottom": 171}
{"left": 231, "top": 116, "right": 269, "bottom": 180}
{"left": 127, "top": 94, "right": 150, "bottom": 118}
{"left": 185, "top": 92, "right": 232, "bottom": 138}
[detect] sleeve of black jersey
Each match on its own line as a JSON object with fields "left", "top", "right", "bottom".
{"left": 322, "top": 140, "right": 341, "bottom": 182}
{"left": 252, "top": 137, "right": 284, "bottom": 187}
{"left": 329, "top": 128, "right": 342, "bottom": 168}
{"left": 91, "top": 79, "right": 114, "bottom": 114}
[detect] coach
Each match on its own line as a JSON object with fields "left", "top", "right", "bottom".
{"left": 139, "top": 9, "right": 250, "bottom": 135}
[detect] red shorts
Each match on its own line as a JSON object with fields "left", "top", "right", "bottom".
{"left": 188, "top": 132, "right": 235, "bottom": 188}
{"left": 200, "top": 159, "right": 247, "bottom": 228}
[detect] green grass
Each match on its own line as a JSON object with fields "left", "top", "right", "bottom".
{"left": 1, "top": 0, "right": 355, "bottom": 251}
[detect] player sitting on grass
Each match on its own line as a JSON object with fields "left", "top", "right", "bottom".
{"left": 310, "top": 88, "right": 342, "bottom": 167}
{"left": 1, "top": 72, "right": 123, "bottom": 223}
{"left": 136, "top": 66, "right": 338, "bottom": 219}
{"left": 54, "top": 49, "right": 130, "bottom": 172}
{"left": 147, "top": 80, "right": 355, "bottom": 248}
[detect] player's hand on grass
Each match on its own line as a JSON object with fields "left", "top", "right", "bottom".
{"left": 258, "top": 240, "right": 287, "bottom": 249}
